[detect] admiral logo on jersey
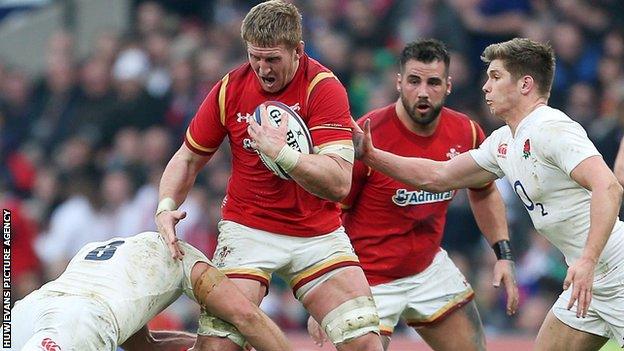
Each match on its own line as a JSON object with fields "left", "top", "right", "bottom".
{"left": 392, "top": 188, "right": 454, "bottom": 207}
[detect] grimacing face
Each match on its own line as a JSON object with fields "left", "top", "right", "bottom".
{"left": 398, "top": 59, "right": 450, "bottom": 126}
{"left": 247, "top": 42, "right": 303, "bottom": 93}
{"left": 482, "top": 59, "right": 521, "bottom": 120}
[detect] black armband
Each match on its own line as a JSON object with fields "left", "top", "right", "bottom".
{"left": 492, "top": 240, "right": 514, "bottom": 260}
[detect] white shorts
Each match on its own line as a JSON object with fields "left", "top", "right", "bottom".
{"left": 552, "top": 261, "right": 624, "bottom": 347}
{"left": 11, "top": 291, "right": 118, "bottom": 351}
{"left": 213, "top": 220, "right": 360, "bottom": 299}
{"left": 370, "top": 249, "right": 474, "bottom": 336}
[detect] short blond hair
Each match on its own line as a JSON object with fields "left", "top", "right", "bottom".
{"left": 481, "top": 38, "right": 555, "bottom": 98}
{"left": 241, "top": 0, "right": 302, "bottom": 49}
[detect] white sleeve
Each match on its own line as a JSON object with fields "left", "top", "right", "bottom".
{"left": 538, "top": 119, "right": 601, "bottom": 175}
{"left": 468, "top": 129, "right": 505, "bottom": 178}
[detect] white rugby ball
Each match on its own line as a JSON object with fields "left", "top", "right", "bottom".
{"left": 254, "top": 101, "right": 312, "bottom": 179}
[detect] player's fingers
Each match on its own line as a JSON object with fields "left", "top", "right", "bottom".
{"left": 279, "top": 112, "right": 289, "bottom": 131}
{"left": 259, "top": 104, "right": 271, "bottom": 126}
{"left": 563, "top": 269, "right": 573, "bottom": 290}
{"left": 577, "top": 285, "right": 587, "bottom": 318}
{"left": 492, "top": 268, "right": 502, "bottom": 288}
{"left": 567, "top": 283, "right": 579, "bottom": 311}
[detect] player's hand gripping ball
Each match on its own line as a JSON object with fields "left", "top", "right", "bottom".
{"left": 253, "top": 101, "right": 312, "bottom": 179}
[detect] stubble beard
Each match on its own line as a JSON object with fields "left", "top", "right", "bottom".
{"left": 401, "top": 94, "right": 445, "bottom": 126}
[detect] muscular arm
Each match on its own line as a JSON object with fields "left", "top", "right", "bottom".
{"left": 468, "top": 183, "right": 519, "bottom": 315}
{"left": 159, "top": 144, "right": 212, "bottom": 206}
{"left": 120, "top": 326, "right": 195, "bottom": 351}
{"left": 467, "top": 183, "right": 509, "bottom": 246}
{"left": 571, "top": 155, "right": 623, "bottom": 263}
{"left": 287, "top": 153, "right": 352, "bottom": 201}
{"left": 156, "top": 144, "right": 212, "bottom": 258}
{"left": 563, "top": 155, "right": 623, "bottom": 317}
{"left": 613, "top": 136, "right": 624, "bottom": 186}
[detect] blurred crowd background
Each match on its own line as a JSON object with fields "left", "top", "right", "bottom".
{"left": 2, "top": 0, "right": 624, "bottom": 344}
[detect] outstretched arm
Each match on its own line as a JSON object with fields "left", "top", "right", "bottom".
{"left": 468, "top": 184, "right": 519, "bottom": 315}
{"left": 354, "top": 119, "right": 497, "bottom": 192}
{"left": 156, "top": 144, "right": 212, "bottom": 259}
{"left": 120, "top": 326, "right": 196, "bottom": 351}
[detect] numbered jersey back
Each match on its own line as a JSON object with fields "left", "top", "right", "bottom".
{"left": 39, "top": 231, "right": 209, "bottom": 344}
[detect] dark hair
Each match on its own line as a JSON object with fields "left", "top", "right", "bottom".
{"left": 481, "top": 38, "right": 556, "bottom": 98}
{"left": 399, "top": 39, "right": 450, "bottom": 75}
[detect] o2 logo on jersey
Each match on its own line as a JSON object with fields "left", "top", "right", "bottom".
{"left": 514, "top": 180, "right": 548, "bottom": 216}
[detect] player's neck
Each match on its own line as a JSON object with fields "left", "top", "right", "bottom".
{"left": 506, "top": 98, "right": 547, "bottom": 136}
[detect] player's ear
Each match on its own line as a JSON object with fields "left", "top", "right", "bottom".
{"left": 446, "top": 75, "right": 452, "bottom": 95}
{"left": 520, "top": 75, "right": 533, "bottom": 95}
{"left": 295, "top": 41, "right": 304, "bottom": 59}
{"left": 396, "top": 73, "right": 402, "bottom": 92}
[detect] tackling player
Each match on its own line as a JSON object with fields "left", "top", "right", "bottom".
{"left": 308, "top": 39, "right": 518, "bottom": 351}
{"left": 355, "top": 38, "right": 624, "bottom": 351}
{"left": 12, "top": 231, "right": 292, "bottom": 351}
{"left": 155, "top": 1, "right": 382, "bottom": 350}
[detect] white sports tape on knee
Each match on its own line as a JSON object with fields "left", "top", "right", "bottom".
{"left": 320, "top": 296, "right": 380, "bottom": 345}
{"left": 197, "top": 310, "right": 248, "bottom": 348}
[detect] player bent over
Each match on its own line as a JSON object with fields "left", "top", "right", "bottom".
{"left": 12, "top": 231, "right": 292, "bottom": 351}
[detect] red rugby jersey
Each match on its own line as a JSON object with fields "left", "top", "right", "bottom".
{"left": 185, "top": 54, "right": 352, "bottom": 237}
{"left": 343, "top": 104, "right": 486, "bottom": 285}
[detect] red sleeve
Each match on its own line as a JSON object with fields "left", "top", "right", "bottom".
{"left": 184, "top": 80, "right": 227, "bottom": 155}
{"left": 341, "top": 159, "right": 369, "bottom": 210}
{"left": 306, "top": 78, "right": 353, "bottom": 147}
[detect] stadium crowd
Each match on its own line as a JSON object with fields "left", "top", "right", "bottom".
{"left": 3, "top": 0, "right": 624, "bottom": 342}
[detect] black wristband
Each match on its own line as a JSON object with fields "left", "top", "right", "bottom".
{"left": 492, "top": 240, "right": 514, "bottom": 260}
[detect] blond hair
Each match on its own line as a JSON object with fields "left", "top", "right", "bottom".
{"left": 481, "top": 38, "right": 556, "bottom": 98}
{"left": 241, "top": 0, "right": 302, "bottom": 49}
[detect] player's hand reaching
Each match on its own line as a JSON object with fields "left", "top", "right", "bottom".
{"left": 492, "top": 259, "right": 519, "bottom": 315}
{"left": 247, "top": 104, "right": 288, "bottom": 160}
{"left": 563, "top": 256, "right": 596, "bottom": 318}
{"left": 353, "top": 119, "right": 375, "bottom": 161}
{"left": 306, "top": 316, "right": 328, "bottom": 347}
{"left": 156, "top": 210, "right": 187, "bottom": 260}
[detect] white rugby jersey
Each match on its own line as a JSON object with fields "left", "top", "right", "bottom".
{"left": 470, "top": 106, "right": 624, "bottom": 273}
{"left": 38, "top": 231, "right": 209, "bottom": 344}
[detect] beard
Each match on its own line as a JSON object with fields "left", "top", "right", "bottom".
{"left": 401, "top": 94, "right": 445, "bottom": 126}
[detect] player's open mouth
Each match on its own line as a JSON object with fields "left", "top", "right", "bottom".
{"left": 416, "top": 103, "right": 431, "bottom": 113}
{"left": 261, "top": 76, "right": 276, "bottom": 85}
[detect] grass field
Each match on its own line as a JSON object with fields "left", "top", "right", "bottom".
{"left": 283, "top": 333, "right": 623, "bottom": 350}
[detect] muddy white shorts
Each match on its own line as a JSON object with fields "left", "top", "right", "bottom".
{"left": 370, "top": 249, "right": 474, "bottom": 336}
{"left": 212, "top": 220, "right": 360, "bottom": 300}
{"left": 11, "top": 291, "right": 118, "bottom": 351}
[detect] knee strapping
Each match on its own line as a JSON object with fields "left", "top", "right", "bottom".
{"left": 193, "top": 267, "right": 225, "bottom": 308}
{"left": 197, "top": 311, "right": 247, "bottom": 348}
{"left": 321, "top": 296, "right": 380, "bottom": 345}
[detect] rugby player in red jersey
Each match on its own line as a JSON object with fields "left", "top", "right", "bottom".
{"left": 155, "top": 1, "right": 382, "bottom": 350}
{"left": 309, "top": 39, "right": 519, "bottom": 351}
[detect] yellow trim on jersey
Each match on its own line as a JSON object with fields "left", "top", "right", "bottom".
{"left": 309, "top": 125, "right": 353, "bottom": 132}
{"left": 186, "top": 128, "right": 218, "bottom": 153}
{"left": 408, "top": 288, "right": 474, "bottom": 324}
{"left": 306, "top": 71, "right": 337, "bottom": 105}
{"left": 469, "top": 120, "right": 478, "bottom": 149}
{"left": 290, "top": 254, "right": 359, "bottom": 288}
{"left": 220, "top": 267, "right": 271, "bottom": 282}
{"left": 316, "top": 140, "right": 354, "bottom": 149}
{"left": 379, "top": 324, "right": 394, "bottom": 335}
{"left": 218, "top": 74, "right": 230, "bottom": 126}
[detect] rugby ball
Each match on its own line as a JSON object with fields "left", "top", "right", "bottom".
{"left": 254, "top": 101, "right": 312, "bottom": 179}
